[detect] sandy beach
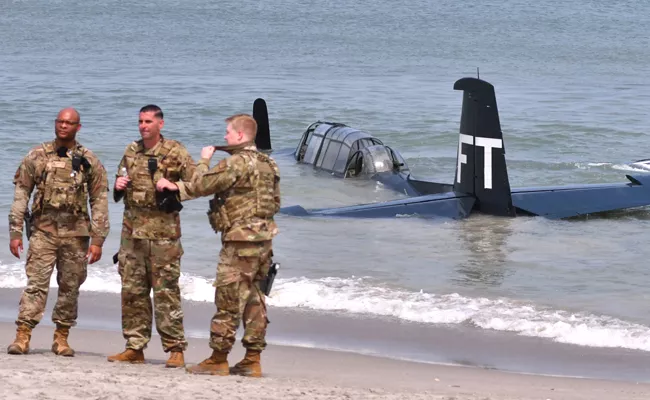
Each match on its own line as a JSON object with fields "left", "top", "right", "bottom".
{"left": 0, "top": 322, "right": 648, "bottom": 400}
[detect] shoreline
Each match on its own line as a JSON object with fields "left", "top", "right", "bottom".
{"left": 1, "top": 288, "right": 650, "bottom": 384}
{"left": 2, "top": 322, "right": 650, "bottom": 400}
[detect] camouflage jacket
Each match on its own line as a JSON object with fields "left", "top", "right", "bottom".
{"left": 116, "top": 136, "right": 196, "bottom": 239}
{"left": 188, "top": 144, "right": 280, "bottom": 242}
{"left": 8, "top": 140, "right": 110, "bottom": 246}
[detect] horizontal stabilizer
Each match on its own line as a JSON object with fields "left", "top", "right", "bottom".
{"left": 512, "top": 175, "right": 650, "bottom": 219}
{"left": 279, "top": 192, "right": 476, "bottom": 219}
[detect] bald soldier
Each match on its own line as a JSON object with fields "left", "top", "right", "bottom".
{"left": 185, "top": 113, "right": 280, "bottom": 377}
{"left": 7, "top": 108, "right": 110, "bottom": 356}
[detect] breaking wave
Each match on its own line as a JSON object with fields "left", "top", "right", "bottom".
{"left": 2, "top": 261, "right": 650, "bottom": 352}
{"left": 580, "top": 162, "right": 650, "bottom": 173}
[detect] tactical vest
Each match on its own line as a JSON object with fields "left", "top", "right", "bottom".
{"left": 124, "top": 139, "right": 178, "bottom": 209}
{"left": 33, "top": 142, "right": 89, "bottom": 215}
{"left": 208, "top": 150, "right": 280, "bottom": 233}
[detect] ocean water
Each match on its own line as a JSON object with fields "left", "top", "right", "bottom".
{"left": 2, "top": 0, "right": 650, "bottom": 377}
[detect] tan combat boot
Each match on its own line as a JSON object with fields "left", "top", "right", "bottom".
{"left": 52, "top": 325, "right": 75, "bottom": 357}
{"left": 185, "top": 350, "right": 229, "bottom": 375}
{"left": 107, "top": 348, "right": 145, "bottom": 364}
{"left": 7, "top": 325, "right": 32, "bottom": 355}
{"left": 230, "top": 350, "right": 262, "bottom": 378}
{"left": 165, "top": 350, "right": 185, "bottom": 368}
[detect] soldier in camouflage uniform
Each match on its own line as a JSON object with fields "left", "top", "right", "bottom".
{"left": 185, "top": 113, "right": 280, "bottom": 377}
{"left": 107, "top": 105, "right": 196, "bottom": 369}
{"left": 7, "top": 108, "right": 110, "bottom": 357}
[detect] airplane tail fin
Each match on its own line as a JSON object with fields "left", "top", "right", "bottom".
{"left": 452, "top": 78, "right": 515, "bottom": 217}
{"left": 253, "top": 98, "right": 272, "bottom": 151}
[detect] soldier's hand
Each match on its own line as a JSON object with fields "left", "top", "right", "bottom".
{"left": 156, "top": 178, "right": 179, "bottom": 192}
{"left": 9, "top": 239, "right": 23, "bottom": 259}
{"left": 115, "top": 176, "right": 131, "bottom": 190}
{"left": 201, "top": 146, "right": 216, "bottom": 160}
{"left": 87, "top": 245, "right": 102, "bottom": 264}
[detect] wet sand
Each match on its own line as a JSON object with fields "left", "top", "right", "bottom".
{"left": 2, "top": 322, "right": 650, "bottom": 400}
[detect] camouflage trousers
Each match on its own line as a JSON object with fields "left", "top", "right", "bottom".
{"left": 210, "top": 240, "right": 272, "bottom": 353}
{"left": 16, "top": 230, "right": 89, "bottom": 329}
{"left": 117, "top": 236, "right": 187, "bottom": 352}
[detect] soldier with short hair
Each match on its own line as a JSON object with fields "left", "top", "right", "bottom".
{"left": 185, "top": 113, "right": 281, "bottom": 377}
{"left": 107, "top": 105, "right": 196, "bottom": 369}
{"left": 7, "top": 107, "right": 110, "bottom": 356}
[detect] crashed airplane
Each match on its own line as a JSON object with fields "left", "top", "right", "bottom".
{"left": 275, "top": 77, "right": 650, "bottom": 220}
{"left": 252, "top": 101, "right": 453, "bottom": 196}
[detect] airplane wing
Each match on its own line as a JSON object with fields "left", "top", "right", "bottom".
{"left": 280, "top": 192, "right": 476, "bottom": 219}
{"left": 511, "top": 174, "right": 650, "bottom": 219}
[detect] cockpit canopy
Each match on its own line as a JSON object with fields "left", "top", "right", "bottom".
{"left": 295, "top": 121, "right": 409, "bottom": 177}
{"left": 347, "top": 145, "right": 409, "bottom": 177}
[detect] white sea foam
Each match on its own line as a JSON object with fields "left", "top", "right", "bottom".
{"left": 2, "top": 262, "right": 650, "bottom": 351}
{"left": 582, "top": 161, "right": 650, "bottom": 173}
{"left": 575, "top": 162, "right": 609, "bottom": 169}
{"left": 610, "top": 163, "right": 650, "bottom": 173}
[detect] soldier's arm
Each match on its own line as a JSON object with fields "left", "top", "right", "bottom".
{"left": 270, "top": 160, "right": 281, "bottom": 211}
{"left": 274, "top": 177, "right": 281, "bottom": 210}
{"left": 8, "top": 155, "right": 37, "bottom": 240}
{"left": 174, "top": 146, "right": 199, "bottom": 201}
{"left": 187, "top": 155, "right": 244, "bottom": 197}
{"left": 113, "top": 154, "right": 127, "bottom": 202}
{"left": 87, "top": 157, "right": 110, "bottom": 247}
